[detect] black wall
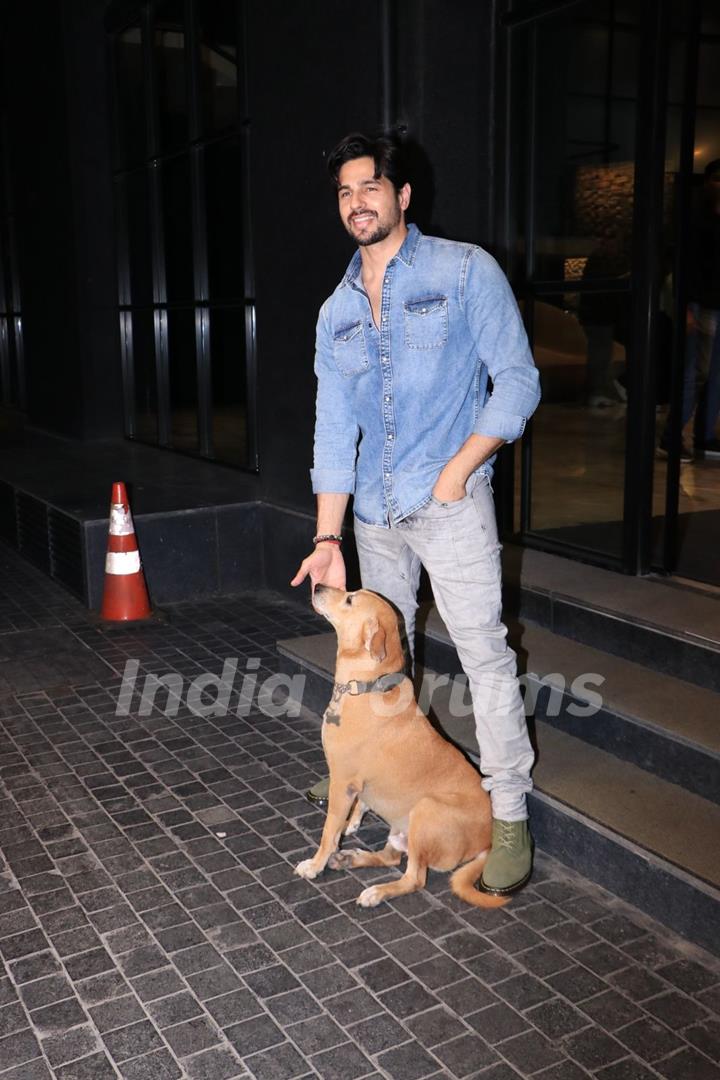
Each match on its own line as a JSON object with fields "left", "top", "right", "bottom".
{"left": 1, "top": 0, "right": 123, "bottom": 439}
{"left": 2, "top": 0, "right": 497, "bottom": 518}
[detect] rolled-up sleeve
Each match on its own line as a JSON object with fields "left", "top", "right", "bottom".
{"left": 462, "top": 249, "right": 541, "bottom": 442}
{"left": 310, "top": 302, "right": 360, "bottom": 493}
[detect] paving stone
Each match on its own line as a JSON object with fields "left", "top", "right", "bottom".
{"left": 300, "top": 963, "right": 359, "bottom": 999}
{"left": 357, "top": 956, "right": 408, "bottom": 993}
{"left": 657, "top": 959, "right": 719, "bottom": 995}
{"left": 376, "top": 1039, "right": 442, "bottom": 1079}
{"left": 0, "top": 1028, "right": 42, "bottom": 1070}
{"left": 287, "top": 1012, "right": 347, "bottom": 1054}
{"left": 186, "top": 964, "right": 244, "bottom": 1001}
{"left": 378, "top": 979, "right": 441, "bottom": 1019}
{"left": 615, "top": 1017, "right": 685, "bottom": 1062}
{"left": 498, "top": 1029, "right": 565, "bottom": 1073}
{"left": 654, "top": 1047, "right": 720, "bottom": 1080}
{"left": 685, "top": 1019, "right": 720, "bottom": 1060}
{"left": 544, "top": 964, "right": 609, "bottom": 1003}
{"left": 265, "top": 986, "right": 322, "bottom": 1024}
{"left": 89, "top": 993, "right": 147, "bottom": 1032}
{"left": 330, "top": 933, "right": 384, "bottom": 969}
{"left": 147, "top": 989, "right": 205, "bottom": 1027}
{"left": 183, "top": 1044, "right": 245, "bottom": 1079}
{"left": 130, "top": 966, "right": 186, "bottom": 1002}
{"left": 74, "top": 969, "right": 129, "bottom": 1006}
{"left": 54, "top": 1051, "right": 119, "bottom": 1080}
{"left": 30, "top": 996, "right": 88, "bottom": 1034}
{"left": 467, "top": 1000, "right": 530, "bottom": 1043}
{"left": 41, "top": 1023, "right": 100, "bottom": 1067}
{"left": 432, "top": 1032, "right": 500, "bottom": 1076}
{"left": 405, "top": 1004, "right": 466, "bottom": 1047}
{"left": 102, "top": 1018, "right": 165, "bottom": 1062}
{"left": 345, "top": 1011, "right": 410, "bottom": 1055}
{"left": 162, "top": 1014, "right": 222, "bottom": 1056}
{"left": 243, "top": 963, "right": 300, "bottom": 998}
{"left": 225, "top": 1012, "right": 285, "bottom": 1055}
{"left": 464, "top": 948, "right": 522, "bottom": 985}
{"left": 411, "top": 953, "right": 468, "bottom": 990}
{"left": 434, "top": 975, "right": 499, "bottom": 1016}
{"left": 324, "top": 985, "right": 381, "bottom": 1025}
{"left": 0, "top": 1058, "right": 53, "bottom": 1080}
{"left": 579, "top": 988, "right": 644, "bottom": 1030}
{"left": 309, "top": 1041, "right": 376, "bottom": 1079}
{"left": 644, "top": 989, "right": 709, "bottom": 1028}
{"left": 0, "top": 1002, "right": 29, "bottom": 1038}
{"left": 564, "top": 1026, "right": 628, "bottom": 1069}
{"left": 533, "top": 1062, "right": 589, "bottom": 1080}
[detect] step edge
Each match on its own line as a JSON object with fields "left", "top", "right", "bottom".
{"left": 529, "top": 786, "right": 720, "bottom": 904}
{"left": 278, "top": 632, "right": 720, "bottom": 761}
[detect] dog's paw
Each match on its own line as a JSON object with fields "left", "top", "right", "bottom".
{"left": 343, "top": 818, "right": 363, "bottom": 837}
{"left": 328, "top": 850, "right": 357, "bottom": 870}
{"left": 294, "top": 859, "right": 320, "bottom": 879}
{"left": 356, "top": 885, "right": 383, "bottom": 908}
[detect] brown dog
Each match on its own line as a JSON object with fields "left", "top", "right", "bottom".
{"left": 294, "top": 585, "right": 508, "bottom": 909}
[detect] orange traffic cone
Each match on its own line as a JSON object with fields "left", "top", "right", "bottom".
{"left": 100, "top": 482, "right": 152, "bottom": 622}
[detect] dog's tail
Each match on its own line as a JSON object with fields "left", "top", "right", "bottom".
{"left": 450, "top": 851, "right": 511, "bottom": 909}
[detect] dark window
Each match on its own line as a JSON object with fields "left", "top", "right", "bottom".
{"left": 109, "top": 0, "right": 256, "bottom": 469}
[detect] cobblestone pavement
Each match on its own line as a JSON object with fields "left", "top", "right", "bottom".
{"left": 0, "top": 548, "right": 719, "bottom": 1080}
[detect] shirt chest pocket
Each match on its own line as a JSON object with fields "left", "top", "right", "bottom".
{"left": 403, "top": 296, "right": 448, "bottom": 349}
{"left": 333, "top": 321, "right": 370, "bottom": 376}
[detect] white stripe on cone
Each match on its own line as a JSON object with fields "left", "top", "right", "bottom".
{"left": 105, "top": 550, "right": 141, "bottom": 575}
{"left": 110, "top": 503, "right": 135, "bottom": 536}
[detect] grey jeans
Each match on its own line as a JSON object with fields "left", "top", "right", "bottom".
{"left": 353, "top": 472, "right": 534, "bottom": 821}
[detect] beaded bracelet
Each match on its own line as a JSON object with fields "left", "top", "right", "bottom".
{"left": 313, "top": 533, "right": 343, "bottom": 545}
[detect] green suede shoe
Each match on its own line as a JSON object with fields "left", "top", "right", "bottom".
{"left": 306, "top": 776, "right": 329, "bottom": 808}
{"left": 480, "top": 819, "right": 533, "bottom": 896}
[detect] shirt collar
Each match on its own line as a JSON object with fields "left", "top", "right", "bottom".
{"left": 342, "top": 222, "right": 422, "bottom": 285}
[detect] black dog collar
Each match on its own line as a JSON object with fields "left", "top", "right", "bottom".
{"left": 331, "top": 671, "right": 406, "bottom": 699}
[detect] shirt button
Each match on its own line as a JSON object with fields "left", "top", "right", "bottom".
{"left": 384, "top": 396, "right": 391, "bottom": 402}
{"left": 387, "top": 434, "right": 394, "bottom": 439}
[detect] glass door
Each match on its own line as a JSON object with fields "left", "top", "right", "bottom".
{"left": 505, "top": 0, "right": 641, "bottom": 568}
{"left": 652, "top": 0, "right": 720, "bottom": 585}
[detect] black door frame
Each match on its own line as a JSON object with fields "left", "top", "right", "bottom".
{"left": 495, "top": 0, "right": 698, "bottom": 577}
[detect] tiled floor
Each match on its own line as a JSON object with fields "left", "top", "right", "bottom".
{"left": 0, "top": 548, "right": 719, "bottom": 1080}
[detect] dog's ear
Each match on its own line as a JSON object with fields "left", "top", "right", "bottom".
{"left": 363, "top": 616, "right": 387, "bottom": 662}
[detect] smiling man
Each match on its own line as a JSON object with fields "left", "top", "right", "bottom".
{"left": 292, "top": 131, "right": 541, "bottom": 896}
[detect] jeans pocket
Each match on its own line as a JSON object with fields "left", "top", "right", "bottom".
{"left": 429, "top": 471, "right": 480, "bottom": 509}
{"left": 333, "top": 320, "right": 370, "bottom": 376}
{"left": 403, "top": 297, "right": 448, "bottom": 349}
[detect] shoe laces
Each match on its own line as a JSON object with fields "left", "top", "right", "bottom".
{"left": 495, "top": 820, "right": 522, "bottom": 850}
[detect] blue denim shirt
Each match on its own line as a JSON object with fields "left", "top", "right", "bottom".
{"left": 311, "top": 224, "right": 540, "bottom": 526}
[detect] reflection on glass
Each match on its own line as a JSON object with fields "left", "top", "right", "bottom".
{"left": 167, "top": 308, "right": 198, "bottom": 451}
{"left": 197, "top": 0, "right": 238, "bottom": 133}
{"left": 526, "top": 294, "right": 628, "bottom": 555}
{"left": 530, "top": 1, "right": 639, "bottom": 281}
{"left": 115, "top": 27, "right": 146, "bottom": 167}
{"left": 155, "top": 1, "right": 187, "bottom": 151}
{"left": 161, "top": 155, "right": 194, "bottom": 302}
{"left": 124, "top": 172, "right": 154, "bottom": 306}
{"left": 130, "top": 310, "right": 158, "bottom": 442}
{"left": 205, "top": 140, "right": 244, "bottom": 300}
{"left": 209, "top": 307, "right": 247, "bottom": 466}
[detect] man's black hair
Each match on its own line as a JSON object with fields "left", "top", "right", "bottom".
{"left": 326, "top": 131, "right": 410, "bottom": 191}
{"left": 704, "top": 159, "right": 720, "bottom": 179}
